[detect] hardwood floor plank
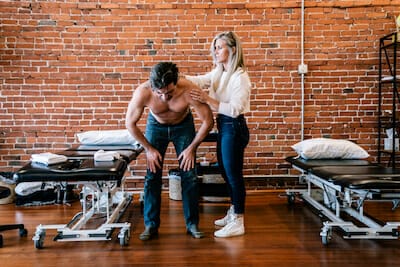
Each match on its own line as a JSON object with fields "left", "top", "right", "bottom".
{"left": 0, "top": 191, "right": 399, "bottom": 266}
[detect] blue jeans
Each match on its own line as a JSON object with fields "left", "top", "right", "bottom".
{"left": 216, "top": 114, "right": 249, "bottom": 214}
{"left": 143, "top": 112, "right": 199, "bottom": 229}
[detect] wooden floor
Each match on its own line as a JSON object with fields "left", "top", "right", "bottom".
{"left": 1, "top": 190, "right": 400, "bottom": 266}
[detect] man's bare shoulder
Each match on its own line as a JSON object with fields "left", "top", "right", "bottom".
{"left": 177, "top": 78, "right": 200, "bottom": 103}
{"left": 133, "top": 81, "right": 152, "bottom": 99}
{"left": 177, "top": 78, "right": 197, "bottom": 90}
{"left": 134, "top": 81, "right": 151, "bottom": 94}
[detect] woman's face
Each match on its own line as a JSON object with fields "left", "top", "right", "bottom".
{"left": 214, "top": 39, "right": 230, "bottom": 65}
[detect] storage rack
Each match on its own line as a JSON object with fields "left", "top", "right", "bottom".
{"left": 197, "top": 132, "right": 229, "bottom": 199}
{"left": 378, "top": 32, "right": 400, "bottom": 167}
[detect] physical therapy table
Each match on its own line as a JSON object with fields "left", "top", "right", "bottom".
{"left": 286, "top": 156, "right": 400, "bottom": 245}
{"left": 13, "top": 144, "right": 142, "bottom": 249}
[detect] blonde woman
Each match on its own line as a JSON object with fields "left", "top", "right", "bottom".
{"left": 187, "top": 31, "right": 251, "bottom": 237}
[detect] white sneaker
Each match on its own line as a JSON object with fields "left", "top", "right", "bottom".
{"left": 214, "top": 205, "right": 234, "bottom": 227}
{"left": 214, "top": 215, "right": 245, "bottom": 238}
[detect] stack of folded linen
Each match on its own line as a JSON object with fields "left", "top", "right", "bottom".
{"left": 31, "top": 152, "right": 68, "bottom": 165}
{"left": 94, "top": 150, "right": 120, "bottom": 161}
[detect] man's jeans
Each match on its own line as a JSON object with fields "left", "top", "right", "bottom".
{"left": 143, "top": 111, "right": 200, "bottom": 229}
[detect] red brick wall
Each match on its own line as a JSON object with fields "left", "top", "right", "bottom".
{"left": 1, "top": 1, "right": 399, "bottom": 178}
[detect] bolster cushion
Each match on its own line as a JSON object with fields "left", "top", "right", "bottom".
{"left": 77, "top": 129, "right": 137, "bottom": 145}
{"left": 291, "top": 138, "right": 369, "bottom": 160}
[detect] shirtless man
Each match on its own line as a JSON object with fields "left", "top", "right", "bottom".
{"left": 125, "top": 62, "right": 214, "bottom": 240}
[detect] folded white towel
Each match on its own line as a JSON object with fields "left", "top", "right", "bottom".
{"left": 94, "top": 150, "right": 120, "bottom": 161}
{"left": 31, "top": 152, "right": 68, "bottom": 165}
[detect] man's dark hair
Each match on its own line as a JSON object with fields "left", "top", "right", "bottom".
{"left": 150, "top": 62, "right": 179, "bottom": 90}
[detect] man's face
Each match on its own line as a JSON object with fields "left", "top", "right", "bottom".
{"left": 154, "top": 83, "right": 176, "bottom": 102}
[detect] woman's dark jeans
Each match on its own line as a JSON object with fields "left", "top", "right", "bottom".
{"left": 143, "top": 112, "right": 199, "bottom": 230}
{"left": 216, "top": 114, "right": 249, "bottom": 214}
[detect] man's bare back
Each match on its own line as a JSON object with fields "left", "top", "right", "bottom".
{"left": 138, "top": 79, "right": 194, "bottom": 125}
{"left": 126, "top": 62, "right": 214, "bottom": 173}
{"left": 126, "top": 71, "right": 213, "bottom": 172}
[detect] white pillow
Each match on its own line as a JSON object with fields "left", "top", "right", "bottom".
{"left": 77, "top": 129, "right": 137, "bottom": 145}
{"left": 291, "top": 138, "right": 370, "bottom": 159}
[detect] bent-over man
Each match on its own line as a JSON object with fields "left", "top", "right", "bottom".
{"left": 125, "top": 62, "right": 214, "bottom": 240}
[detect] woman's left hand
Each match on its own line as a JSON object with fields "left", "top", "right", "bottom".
{"left": 190, "top": 88, "right": 206, "bottom": 103}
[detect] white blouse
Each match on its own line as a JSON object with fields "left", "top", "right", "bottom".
{"left": 186, "top": 68, "right": 251, "bottom": 118}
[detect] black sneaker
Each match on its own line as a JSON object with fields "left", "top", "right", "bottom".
{"left": 139, "top": 227, "right": 158, "bottom": 241}
{"left": 186, "top": 225, "right": 205, "bottom": 239}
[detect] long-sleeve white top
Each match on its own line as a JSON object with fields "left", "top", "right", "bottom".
{"left": 186, "top": 68, "right": 251, "bottom": 118}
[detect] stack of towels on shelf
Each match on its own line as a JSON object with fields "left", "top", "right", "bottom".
{"left": 94, "top": 150, "right": 120, "bottom": 161}
{"left": 31, "top": 153, "right": 68, "bottom": 165}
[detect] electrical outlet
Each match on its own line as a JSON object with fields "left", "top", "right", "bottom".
{"left": 298, "top": 64, "right": 308, "bottom": 74}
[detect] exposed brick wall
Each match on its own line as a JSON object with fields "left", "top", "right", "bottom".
{"left": 1, "top": 1, "right": 399, "bottom": 179}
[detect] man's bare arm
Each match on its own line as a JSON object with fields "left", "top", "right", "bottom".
{"left": 125, "top": 85, "right": 162, "bottom": 173}
{"left": 188, "top": 99, "right": 214, "bottom": 150}
{"left": 178, "top": 86, "right": 214, "bottom": 171}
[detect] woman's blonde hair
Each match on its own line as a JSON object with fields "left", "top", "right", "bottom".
{"left": 210, "top": 31, "right": 246, "bottom": 92}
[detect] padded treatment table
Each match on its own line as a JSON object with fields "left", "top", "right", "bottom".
{"left": 60, "top": 144, "right": 143, "bottom": 162}
{"left": 285, "top": 156, "right": 400, "bottom": 245}
{"left": 285, "top": 156, "right": 372, "bottom": 170}
{"left": 13, "top": 145, "right": 143, "bottom": 249}
{"left": 15, "top": 159, "right": 127, "bottom": 184}
{"left": 311, "top": 165, "right": 400, "bottom": 189}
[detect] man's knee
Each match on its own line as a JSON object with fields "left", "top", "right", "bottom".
{"left": 179, "top": 170, "right": 198, "bottom": 187}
